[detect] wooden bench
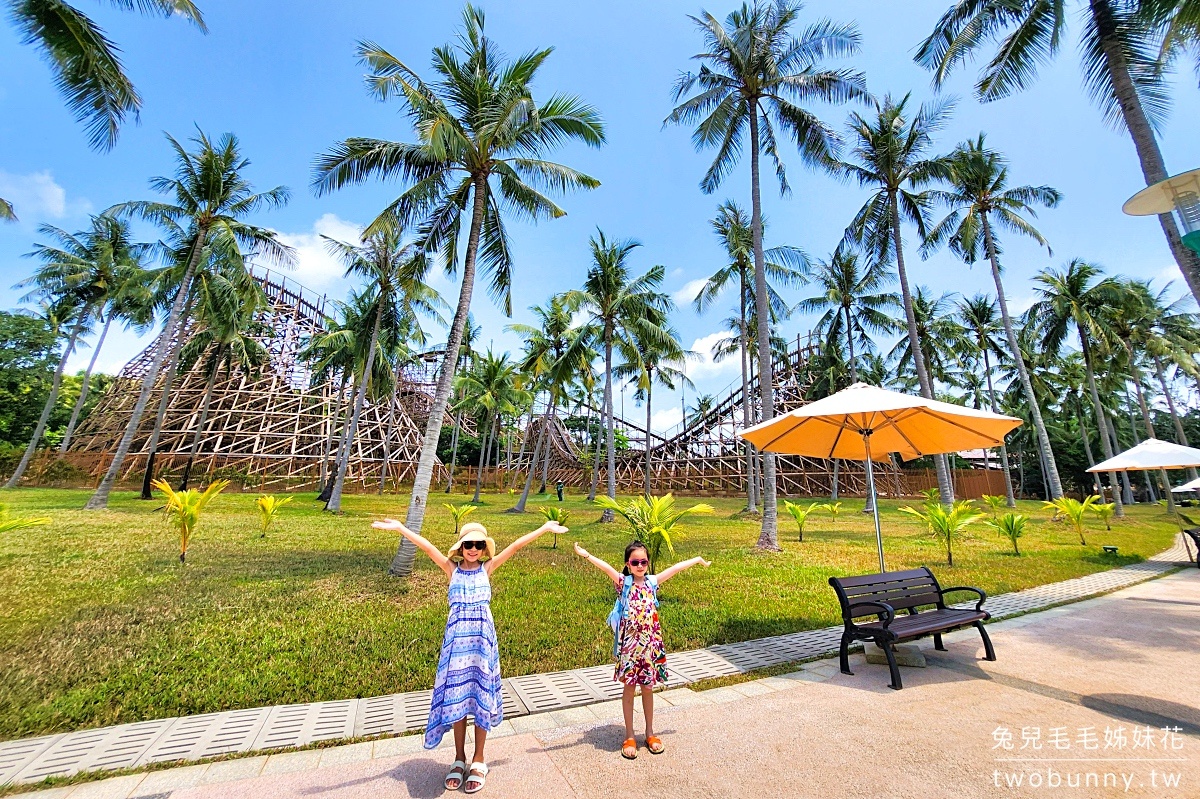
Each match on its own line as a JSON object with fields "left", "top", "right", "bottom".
{"left": 828, "top": 567, "right": 996, "bottom": 690}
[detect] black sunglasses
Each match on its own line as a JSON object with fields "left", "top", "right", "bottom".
{"left": 461, "top": 540, "right": 487, "bottom": 551}
{"left": 627, "top": 558, "right": 649, "bottom": 567}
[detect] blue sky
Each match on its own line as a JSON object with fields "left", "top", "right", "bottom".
{"left": 2, "top": 0, "right": 1199, "bottom": 433}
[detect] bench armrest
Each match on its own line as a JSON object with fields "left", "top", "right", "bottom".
{"left": 846, "top": 600, "right": 895, "bottom": 627}
{"left": 940, "top": 585, "right": 987, "bottom": 612}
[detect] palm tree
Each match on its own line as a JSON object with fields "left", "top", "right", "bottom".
{"left": 667, "top": 0, "right": 866, "bottom": 549}
{"left": 617, "top": 322, "right": 691, "bottom": 497}
{"left": 312, "top": 7, "right": 604, "bottom": 575}
{"left": 564, "top": 232, "right": 673, "bottom": 521}
{"left": 9, "top": 0, "right": 204, "bottom": 154}
{"left": 916, "top": 0, "right": 1200, "bottom": 306}
{"left": 836, "top": 92, "right": 956, "bottom": 504}
{"left": 175, "top": 271, "right": 269, "bottom": 489}
{"left": 324, "top": 230, "right": 424, "bottom": 512}
{"left": 6, "top": 214, "right": 151, "bottom": 486}
{"left": 923, "top": 134, "right": 1065, "bottom": 500}
{"left": 686, "top": 394, "right": 717, "bottom": 427}
{"left": 1031, "top": 260, "right": 1126, "bottom": 517}
{"left": 888, "top": 287, "right": 966, "bottom": 389}
{"left": 455, "top": 349, "right": 523, "bottom": 503}
{"left": 507, "top": 295, "right": 591, "bottom": 512}
{"left": 957, "top": 294, "right": 1017, "bottom": 506}
{"left": 694, "top": 200, "right": 807, "bottom": 512}
{"left": 797, "top": 248, "right": 898, "bottom": 382}
{"left": 86, "top": 131, "right": 292, "bottom": 510}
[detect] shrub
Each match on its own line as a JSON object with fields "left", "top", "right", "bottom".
{"left": 538, "top": 506, "right": 570, "bottom": 548}
{"left": 1043, "top": 496, "right": 1099, "bottom": 545}
{"left": 593, "top": 493, "right": 713, "bottom": 573}
{"left": 1090, "top": 500, "right": 1116, "bottom": 531}
{"left": 987, "top": 512, "right": 1027, "bottom": 555}
{"left": 820, "top": 501, "right": 842, "bottom": 525}
{"left": 256, "top": 495, "right": 293, "bottom": 537}
{"left": 152, "top": 479, "right": 230, "bottom": 564}
{"left": 443, "top": 503, "right": 476, "bottom": 534}
{"left": 980, "top": 494, "right": 1006, "bottom": 517}
{"left": 782, "top": 500, "right": 820, "bottom": 542}
{"left": 899, "top": 499, "right": 984, "bottom": 566}
{"left": 0, "top": 502, "right": 50, "bottom": 534}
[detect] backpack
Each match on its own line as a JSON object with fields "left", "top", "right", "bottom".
{"left": 606, "top": 574, "right": 659, "bottom": 658}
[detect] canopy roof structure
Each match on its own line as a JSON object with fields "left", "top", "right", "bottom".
{"left": 1087, "top": 439, "right": 1200, "bottom": 473}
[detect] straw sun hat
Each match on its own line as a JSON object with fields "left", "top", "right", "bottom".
{"left": 447, "top": 522, "right": 496, "bottom": 561}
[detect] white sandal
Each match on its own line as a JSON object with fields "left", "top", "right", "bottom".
{"left": 445, "top": 760, "right": 467, "bottom": 790}
{"left": 464, "top": 761, "right": 488, "bottom": 794}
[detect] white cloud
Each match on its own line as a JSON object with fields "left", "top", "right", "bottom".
{"left": 684, "top": 331, "right": 739, "bottom": 381}
{"left": 0, "top": 170, "right": 89, "bottom": 220}
{"left": 274, "top": 214, "right": 364, "bottom": 293}
{"left": 1007, "top": 293, "right": 1037, "bottom": 314}
{"left": 650, "top": 406, "right": 683, "bottom": 435}
{"left": 673, "top": 278, "right": 708, "bottom": 305}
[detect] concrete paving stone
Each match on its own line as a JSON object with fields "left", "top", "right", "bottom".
{"left": 64, "top": 774, "right": 146, "bottom": 799}
{"left": 727, "top": 680, "right": 776, "bottom": 698}
{"left": 195, "top": 755, "right": 266, "bottom": 784}
{"left": 485, "top": 721, "right": 517, "bottom": 739}
{"left": 585, "top": 700, "right": 623, "bottom": 720}
{"left": 693, "top": 687, "right": 744, "bottom": 704}
{"left": 131, "top": 764, "right": 209, "bottom": 795}
{"left": 16, "top": 788, "right": 76, "bottom": 799}
{"left": 547, "top": 706, "right": 600, "bottom": 728}
{"left": 652, "top": 689, "right": 711, "bottom": 708}
{"left": 506, "top": 714, "right": 560, "bottom": 735}
{"left": 316, "top": 741, "right": 373, "bottom": 768}
{"left": 369, "top": 735, "right": 425, "bottom": 760}
{"left": 259, "top": 748, "right": 322, "bottom": 776}
{"left": 756, "top": 676, "right": 802, "bottom": 692}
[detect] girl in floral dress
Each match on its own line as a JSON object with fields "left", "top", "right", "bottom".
{"left": 573, "top": 540, "right": 710, "bottom": 759}
{"left": 371, "top": 519, "right": 566, "bottom": 793}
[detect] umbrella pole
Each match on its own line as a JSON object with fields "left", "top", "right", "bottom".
{"left": 863, "top": 431, "right": 885, "bottom": 572}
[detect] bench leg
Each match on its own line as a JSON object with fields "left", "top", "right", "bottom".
{"left": 880, "top": 638, "right": 903, "bottom": 690}
{"left": 839, "top": 632, "right": 853, "bottom": 675}
{"left": 975, "top": 621, "right": 997, "bottom": 661}
{"left": 933, "top": 633, "right": 947, "bottom": 651}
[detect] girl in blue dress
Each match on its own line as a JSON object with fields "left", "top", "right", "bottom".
{"left": 371, "top": 518, "right": 565, "bottom": 793}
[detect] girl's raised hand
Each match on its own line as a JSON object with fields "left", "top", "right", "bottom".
{"left": 699, "top": 558, "right": 712, "bottom": 568}
{"left": 573, "top": 541, "right": 590, "bottom": 559}
{"left": 540, "top": 521, "right": 569, "bottom": 536}
{"left": 371, "top": 518, "right": 406, "bottom": 532}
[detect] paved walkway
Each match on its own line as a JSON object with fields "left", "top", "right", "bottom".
{"left": 4, "top": 536, "right": 1194, "bottom": 796}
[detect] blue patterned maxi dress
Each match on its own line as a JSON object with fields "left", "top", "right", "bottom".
{"left": 424, "top": 564, "right": 504, "bottom": 749}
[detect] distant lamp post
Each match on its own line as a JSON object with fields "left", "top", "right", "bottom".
{"left": 1123, "top": 167, "right": 1200, "bottom": 256}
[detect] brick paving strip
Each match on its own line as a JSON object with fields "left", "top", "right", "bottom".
{"left": 1, "top": 535, "right": 1192, "bottom": 791}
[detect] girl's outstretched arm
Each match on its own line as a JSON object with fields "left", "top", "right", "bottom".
{"left": 573, "top": 542, "right": 623, "bottom": 589}
{"left": 487, "top": 521, "right": 567, "bottom": 574}
{"left": 371, "top": 519, "right": 453, "bottom": 577}
{"left": 656, "top": 556, "right": 711, "bottom": 585}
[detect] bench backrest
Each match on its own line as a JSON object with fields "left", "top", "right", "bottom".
{"left": 829, "top": 568, "right": 943, "bottom": 619}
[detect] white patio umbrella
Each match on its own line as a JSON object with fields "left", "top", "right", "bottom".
{"left": 1087, "top": 438, "right": 1200, "bottom": 472}
{"left": 1171, "top": 476, "right": 1200, "bottom": 494}
{"left": 740, "top": 382, "right": 1022, "bottom": 571}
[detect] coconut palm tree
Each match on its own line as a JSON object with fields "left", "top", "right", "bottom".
{"left": 444, "top": 314, "right": 481, "bottom": 493}
{"left": 957, "top": 294, "right": 1017, "bottom": 506}
{"left": 312, "top": 7, "right": 604, "bottom": 575}
{"left": 86, "top": 131, "right": 292, "bottom": 510}
{"left": 563, "top": 231, "right": 673, "bottom": 521}
{"left": 6, "top": 214, "right": 151, "bottom": 486}
{"left": 323, "top": 230, "right": 425, "bottom": 512}
{"left": 9, "top": 0, "right": 204, "bottom": 155}
{"left": 667, "top": 0, "right": 866, "bottom": 549}
{"left": 1031, "top": 260, "right": 1126, "bottom": 516}
{"left": 923, "top": 134, "right": 1065, "bottom": 499}
{"left": 455, "top": 349, "right": 523, "bottom": 503}
{"left": 836, "top": 92, "right": 956, "bottom": 504}
{"left": 617, "top": 322, "right": 691, "bottom": 497}
{"left": 888, "top": 287, "right": 966, "bottom": 389}
{"left": 694, "top": 200, "right": 807, "bottom": 512}
{"left": 797, "top": 248, "right": 898, "bottom": 382}
{"left": 916, "top": 0, "right": 1200, "bottom": 306}
{"left": 175, "top": 271, "right": 269, "bottom": 489}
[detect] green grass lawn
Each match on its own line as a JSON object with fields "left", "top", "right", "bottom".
{"left": 0, "top": 486, "right": 1179, "bottom": 740}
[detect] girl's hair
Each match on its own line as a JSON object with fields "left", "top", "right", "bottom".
{"left": 621, "top": 541, "right": 649, "bottom": 576}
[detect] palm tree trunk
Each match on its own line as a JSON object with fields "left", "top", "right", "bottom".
{"left": 1079, "top": 411, "right": 1103, "bottom": 497}
{"left": 87, "top": 229, "right": 207, "bottom": 510}
{"left": 389, "top": 174, "right": 488, "bottom": 575}
{"left": 445, "top": 411, "right": 462, "bottom": 493}
{"left": 473, "top": 412, "right": 492, "bottom": 504}
{"left": 329, "top": 301, "right": 384, "bottom": 512}
{"left": 178, "top": 358, "right": 220, "bottom": 491}
{"left": 320, "top": 373, "right": 355, "bottom": 502}
{"left": 644, "top": 382, "right": 653, "bottom": 497}
{"left": 1090, "top": 0, "right": 1200, "bottom": 305}
{"left": 1154, "top": 355, "right": 1198, "bottom": 483}
{"left": 538, "top": 401, "right": 554, "bottom": 494}
{"left": 379, "top": 366, "right": 402, "bottom": 495}
{"left": 512, "top": 399, "right": 551, "bottom": 513}
{"left": 59, "top": 312, "right": 113, "bottom": 454}
{"left": 739, "top": 269, "right": 758, "bottom": 511}
{"left": 322, "top": 373, "right": 349, "bottom": 493}
{"left": 890, "top": 193, "right": 953, "bottom": 505}
{"left": 588, "top": 405, "right": 602, "bottom": 501}
{"left": 983, "top": 349, "right": 1017, "bottom": 507}
{"left": 139, "top": 293, "right": 196, "bottom": 499}
{"left": 748, "top": 109, "right": 778, "bottom": 550}
{"left": 6, "top": 315, "right": 87, "bottom": 487}
{"left": 1082, "top": 337, "right": 1125, "bottom": 517}
{"left": 983, "top": 215, "right": 1064, "bottom": 499}
{"left": 602, "top": 325, "right": 617, "bottom": 521}
{"left": 1124, "top": 347, "right": 1174, "bottom": 510}
{"left": 1107, "top": 406, "right": 1135, "bottom": 505}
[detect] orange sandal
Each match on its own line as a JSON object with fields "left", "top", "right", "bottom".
{"left": 646, "top": 736, "right": 664, "bottom": 755}
{"left": 621, "top": 738, "right": 638, "bottom": 759}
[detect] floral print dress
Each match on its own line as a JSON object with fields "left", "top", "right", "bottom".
{"left": 614, "top": 576, "right": 668, "bottom": 687}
